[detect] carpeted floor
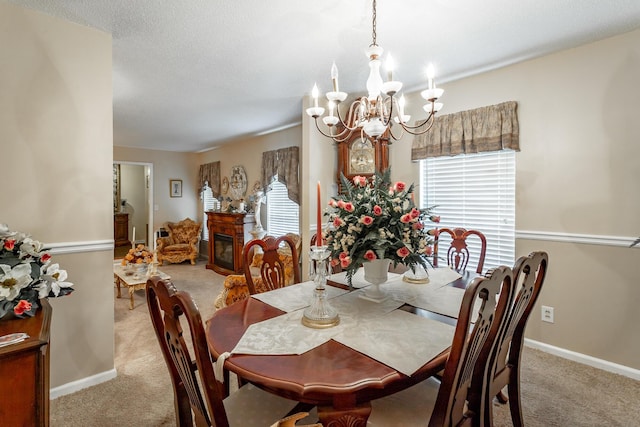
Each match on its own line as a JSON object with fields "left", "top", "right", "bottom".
{"left": 50, "top": 259, "right": 640, "bottom": 426}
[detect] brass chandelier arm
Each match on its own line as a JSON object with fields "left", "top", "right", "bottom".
{"left": 396, "top": 114, "right": 437, "bottom": 136}
{"left": 335, "top": 100, "right": 364, "bottom": 132}
{"left": 312, "top": 118, "right": 356, "bottom": 143}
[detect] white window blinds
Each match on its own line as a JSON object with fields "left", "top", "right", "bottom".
{"left": 201, "top": 184, "right": 219, "bottom": 241}
{"left": 420, "top": 150, "right": 515, "bottom": 271}
{"left": 266, "top": 178, "right": 300, "bottom": 237}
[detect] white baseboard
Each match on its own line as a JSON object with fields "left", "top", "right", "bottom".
{"left": 525, "top": 339, "right": 640, "bottom": 381}
{"left": 50, "top": 368, "right": 117, "bottom": 399}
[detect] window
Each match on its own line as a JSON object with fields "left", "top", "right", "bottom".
{"left": 266, "top": 178, "right": 299, "bottom": 237}
{"left": 420, "top": 150, "right": 515, "bottom": 271}
{"left": 201, "top": 184, "right": 219, "bottom": 241}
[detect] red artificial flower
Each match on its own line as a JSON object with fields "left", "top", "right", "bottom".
{"left": 412, "top": 222, "right": 424, "bottom": 230}
{"left": 430, "top": 215, "right": 441, "bottom": 223}
{"left": 364, "top": 250, "right": 377, "bottom": 261}
{"left": 361, "top": 215, "right": 374, "bottom": 226}
{"left": 394, "top": 181, "right": 406, "bottom": 192}
{"left": 333, "top": 217, "right": 344, "bottom": 227}
{"left": 339, "top": 252, "right": 349, "bottom": 260}
{"left": 353, "top": 175, "right": 367, "bottom": 187}
{"left": 400, "top": 213, "right": 412, "bottom": 224}
{"left": 410, "top": 208, "right": 420, "bottom": 219}
{"left": 396, "top": 247, "right": 410, "bottom": 259}
{"left": 337, "top": 200, "right": 345, "bottom": 209}
{"left": 373, "top": 205, "right": 382, "bottom": 216}
{"left": 13, "top": 300, "right": 32, "bottom": 315}
{"left": 41, "top": 253, "right": 52, "bottom": 263}
{"left": 344, "top": 202, "right": 355, "bottom": 212}
{"left": 425, "top": 246, "right": 433, "bottom": 256}
{"left": 4, "top": 239, "right": 15, "bottom": 250}
{"left": 340, "top": 256, "right": 352, "bottom": 268}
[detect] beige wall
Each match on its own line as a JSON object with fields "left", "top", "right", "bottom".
{"left": 198, "top": 125, "right": 303, "bottom": 228}
{"left": 370, "top": 29, "right": 640, "bottom": 369}
{"left": 114, "top": 147, "right": 200, "bottom": 232}
{"left": 0, "top": 2, "right": 115, "bottom": 387}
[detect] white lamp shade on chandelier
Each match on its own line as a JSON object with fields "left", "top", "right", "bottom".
{"left": 306, "top": 0, "right": 444, "bottom": 143}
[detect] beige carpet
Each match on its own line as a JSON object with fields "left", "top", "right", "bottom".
{"left": 50, "top": 260, "right": 640, "bottom": 426}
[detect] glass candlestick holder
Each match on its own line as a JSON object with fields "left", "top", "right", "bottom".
{"left": 301, "top": 245, "right": 340, "bottom": 329}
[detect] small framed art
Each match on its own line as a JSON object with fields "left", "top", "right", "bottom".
{"left": 170, "top": 179, "right": 182, "bottom": 198}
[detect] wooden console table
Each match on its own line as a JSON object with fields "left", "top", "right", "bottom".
{"left": 206, "top": 212, "right": 254, "bottom": 275}
{"left": 0, "top": 299, "right": 52, "bottom": 426}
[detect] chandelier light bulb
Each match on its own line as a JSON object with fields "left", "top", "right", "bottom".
{"left": 312, "top": 83, "right": 319, "bottom": 108}
{"left": 398, "top": 94, "right": 406, "bottom": 117}
{"left": 426, "top": 63, "right": 435, "bottom": 89}
{"left": 331, "top": 62, "right": 339, "bottom": 92}
{"left": 386, "top": 53, "right": 395, "bottom": 81}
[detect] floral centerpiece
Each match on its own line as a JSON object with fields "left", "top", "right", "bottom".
{"left": 325, "top": 170, "right": 440, "bottom": 286}
{"left": 121, "top": 244, "right": 153, "bottom": 266}
{"left": 0, "top": 224, "right": 74, "bottom": 319}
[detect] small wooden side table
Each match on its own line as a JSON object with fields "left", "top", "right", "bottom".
{"left": 113, "top": 263, "right": 170, "bottom": 309}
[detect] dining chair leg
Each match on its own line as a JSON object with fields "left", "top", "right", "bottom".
{"left": 508, "top": 369, "right": 524, "bottom": 427}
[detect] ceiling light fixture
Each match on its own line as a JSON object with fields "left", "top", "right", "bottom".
{"left": 306, "top": 0, "right": 444, "bottom": 143}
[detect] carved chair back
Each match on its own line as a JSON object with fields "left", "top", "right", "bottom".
{"left": 243, "top": 235, "right": 301, "bottom": 295}
{"left": 484, "top": 251, "right": 549, "bottom": 427}
{"left": 433, "top": 227, "right": 487, "bottom": 274}
{"left": 146, "top": 277, "right": 230, "bottom": 427}
{"left": 429, "top": 266, "right": 514, "bottom": 427}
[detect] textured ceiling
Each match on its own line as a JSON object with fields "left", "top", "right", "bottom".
{"left": 9, "top": 0, "right": 640, "bottom": 152}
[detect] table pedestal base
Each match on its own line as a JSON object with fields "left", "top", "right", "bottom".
{"left": 318, "top": 402, "right": 371, "bottom": 426}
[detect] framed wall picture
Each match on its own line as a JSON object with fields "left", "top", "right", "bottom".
{"left": 170, "top": 179, "right": 182, "bottom": 198}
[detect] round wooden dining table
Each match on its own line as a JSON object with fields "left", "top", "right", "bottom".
{"left": 205, "top": 272, "right": 474, "bottom": 426}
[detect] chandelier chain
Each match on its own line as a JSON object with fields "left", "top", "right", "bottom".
{"left": 370, "top": 0, "right": 377, "bottom": 47}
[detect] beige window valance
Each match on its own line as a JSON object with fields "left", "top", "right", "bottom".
{"left": 411, "top": 101, "right": 519, "bottom": 160}
{"left": 198, "top": 161, "right": 221, "bottom": 198}
{"left": 261, "top": 146, "right": 300, "bottom": 205}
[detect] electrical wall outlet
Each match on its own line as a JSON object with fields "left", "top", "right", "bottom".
{"left": 541, "top": 305, "right": 554, "bottom": 323}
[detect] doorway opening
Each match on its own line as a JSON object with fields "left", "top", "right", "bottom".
{"left": 113, "top": 161, "right": 154, "bottom": 258}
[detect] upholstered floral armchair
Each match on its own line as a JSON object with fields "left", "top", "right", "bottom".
{"left": 214, "top": 233, "right": 301, "bottom": 309}
{"left": 156, "top": 218, "right": 202, "bottom": 265}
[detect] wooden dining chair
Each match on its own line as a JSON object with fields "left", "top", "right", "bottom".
{"left": 433, "top": 227, "right": 487, "bottom": 274}
{"left": 368, "top": 265, "right": 515, "bottom": 427}
{"left": 243, "top": 235, "right": 301, "bottom": 295}
{"left": 146, "top": 277, "right": 320, "bottom": 427}
{"left": 484, "top": 251, "right": 549, "bottom": 427}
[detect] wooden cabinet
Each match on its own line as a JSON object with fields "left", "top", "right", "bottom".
{"left": 0, "top": 299, "right": 52, "bottom": 426}
{"left": 114, "top": 213, "right": 129, "bottom": 247}
{"left": 206, "top": 212, "right": 254, "bottom": 275}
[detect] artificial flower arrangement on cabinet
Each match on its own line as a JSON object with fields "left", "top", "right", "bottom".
{"left": 325, "top": 170, "right": 440, "bottom": 287}
{"left": 0, "top": 224, "right": 74, "bottom": 319}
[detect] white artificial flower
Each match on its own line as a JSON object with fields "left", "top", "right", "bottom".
{"left": 19, "top": 237, "right": 45, "bottom": 258}
{"left": 0, "top": 224, "right": 17, "bottom": 239}
{"left": 0, "top": 263, "right": 33, "bottom": 301}
{"left": 39, "top": 263, "right": 73, "bottom": 297}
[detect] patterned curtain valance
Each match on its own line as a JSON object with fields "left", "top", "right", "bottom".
{"left": 411, "top": 101, "right": 520, "bottom": 160}
{"left": 261, "top": 146, "right": 300, "bottom": 205}
{"left": 198, "top": 161, "right": 221, "bottom": 198}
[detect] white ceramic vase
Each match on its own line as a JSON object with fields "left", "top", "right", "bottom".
{"left": 362, "top": 258, "right": 391, "bottom": 302}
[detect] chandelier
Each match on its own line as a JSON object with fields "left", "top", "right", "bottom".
{"left": 306, "top": 0, "right": 444, "bottom": 143}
